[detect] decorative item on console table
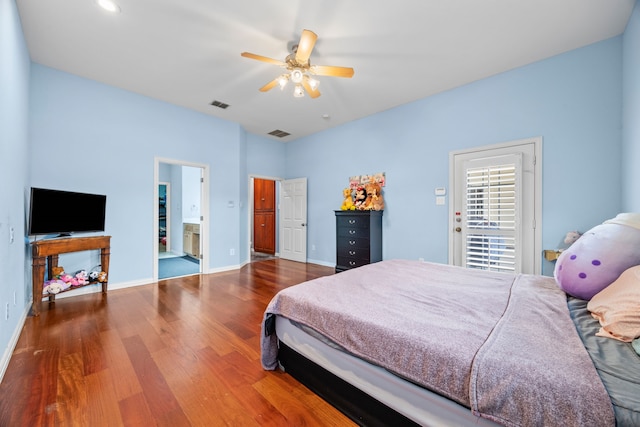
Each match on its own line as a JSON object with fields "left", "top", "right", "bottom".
{"left": 335, "top": 210, "right": 382, "bottom": 273}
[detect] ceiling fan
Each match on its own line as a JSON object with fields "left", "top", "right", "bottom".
{"left": 241, "top": 29, "right": 354, "bottom": 99}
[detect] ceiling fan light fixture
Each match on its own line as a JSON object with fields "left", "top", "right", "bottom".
{"left": 277, "top": 74, "right": 289, "bottom": 90}
{"left": 290, "top": 69, "right": 303, "bottom": 84}
{"left": 242, "top": 29, "right": 354, "bottom": 99}
{"left": 308, "top": 77, "right": 319, "bottom": 91}
{"left": 293, "top": 84, "right": 305, "bottom": 98}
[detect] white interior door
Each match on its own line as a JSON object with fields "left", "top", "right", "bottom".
{"left": 279, "top": 178, "right": 307, "bottom": 263}
{"left": 449, "top": 138, "right": 541, "bottom": 274}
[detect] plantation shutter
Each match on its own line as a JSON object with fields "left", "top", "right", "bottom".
{"left": 463, "top": 154, "right": 522, "bottom": 272}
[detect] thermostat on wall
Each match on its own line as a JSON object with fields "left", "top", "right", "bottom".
{"left": 434, "top": 187, "right": 446, "bottom": 196}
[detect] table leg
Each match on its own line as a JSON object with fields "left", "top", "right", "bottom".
{"left": 100, "top": 247, "right": 111, "bottom": 293}
{"left": 31, "top": 256, "right": 46, "bottom": 316}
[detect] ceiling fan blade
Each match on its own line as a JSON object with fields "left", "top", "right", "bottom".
{"left": 241, "top": 52, "right": 285, "bottom": 66}
{"left": 310, "top": 65, "right": 355, "bottom": 78}
{"left": 294, "top": 29, "right": 318, "bottom": 64}
{"left": 259, "top": 78, "right": 279, "bottom": 92}
{"left": 302, "top": 78, "right": 321, "bottom": 99}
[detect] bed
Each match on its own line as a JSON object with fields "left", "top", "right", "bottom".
{"left": 261, "top": 259, "right": 640, "bottom": 426}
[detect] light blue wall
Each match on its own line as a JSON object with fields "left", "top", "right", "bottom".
{"left": 286, "top": 37, "right": 624, "bottom": 276}
{"left": 623, "top": 1, "right": 640, "bottom": 212}
{"left": 0, "top": 0, "right": 30, "bottom": 377}
{"left": 247, "top": 134, "right": 286, "bottom": 178}
{"left": 28, "top": 64, "right": 244, "bottom": 282}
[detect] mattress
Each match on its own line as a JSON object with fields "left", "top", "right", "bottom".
{"left": 275, "top": 315, "right": 499, "bottom": 426}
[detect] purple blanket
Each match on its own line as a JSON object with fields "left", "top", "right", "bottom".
{"left": 261, "top": 260, "right": 614, "bottom": 427}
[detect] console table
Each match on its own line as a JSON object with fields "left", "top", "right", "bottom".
{"left": 31, "top": 235, "right": 111, "bottom": 316}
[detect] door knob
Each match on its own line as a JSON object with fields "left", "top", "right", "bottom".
{"left": 455, "top": 227, "right": 462, "bottom": 232}
{"left": 301, "top": 223, "right": 306, "bottom": 227}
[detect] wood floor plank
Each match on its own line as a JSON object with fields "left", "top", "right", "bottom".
{"left": 121, "top": 334, "right": 190, "bottom": 424}
{"left": 0, "top": 259, "right": 349, "bottom": 425}
{"left": 118, "top": 392, "right": 155, "bottom": 427}
{"left": 55, "top": 352, "right": 88, "bottom": 426}
{"left": 99, "top": 329, "right": 143, "bottom": 401}
{"left": 83, "top": 369, "right": 124, "bottom": 427}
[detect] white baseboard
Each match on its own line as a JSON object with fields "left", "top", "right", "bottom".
{"left": 207, "top": 264, "right": 243, "bottom": 274}
{"left": 0, "top": 304, "right": 30, "bottom": 384}
{"left": 306, "top": 258, "right": 335, "bottom": 268}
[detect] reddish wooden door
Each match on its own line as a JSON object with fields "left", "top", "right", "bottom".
{"left": 253, "top": 179, "right": 276, "bottom": 254}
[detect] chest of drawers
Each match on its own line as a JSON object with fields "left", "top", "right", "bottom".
{"left": 335, "top": 210, "right": 383, "bottom": 272}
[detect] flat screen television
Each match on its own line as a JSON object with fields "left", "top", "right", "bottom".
{"left": 28, "top": 187, "right": 107, "bottom": 236}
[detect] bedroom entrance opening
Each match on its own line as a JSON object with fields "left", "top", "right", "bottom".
{"left": 449, "top": 138, "right": 542, "bottom": 274}
{"left": 154, "top": 158, "right": 209, "bottom": 280}
{"left": 252, "top": 177, "right": 277, "bottom": 261}
{"left": 248, "top": 176, "right": 308, "bottom": 264}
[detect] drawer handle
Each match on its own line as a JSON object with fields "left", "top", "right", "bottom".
{"left": 349, "top": 230, "right": 356, "bottom": 235}
{"left": 349, "top": 250, "right": 356, "bottom": 255}
{"left": 349, "top": 219, "right": 356, "bottom": 224}
{"left": 349, "top": 240, "right": 356, "bottom": 245}
{"left": 349, "top": 261, "right": 357, "bottom": 266}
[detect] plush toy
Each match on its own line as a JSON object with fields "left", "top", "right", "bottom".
{"left": 340, "top": 188, "right": 354, "bottom": 210}
{"left": 97, "top": 271, "right": 108, "bottom": 283}
{"left": 564, "top": 231, "right": 582, "bottom": 246}
{"left": 59, "top": 273, "right": 79, "bottom": 287}
{"left": 52, "top": 266, "right": 65, "bottom": 278}
{"left": 354, "top": 186, "right": 367, "bottom": 210}
{"left": 43, "top": 279, "right": 71, "bottom": 295}
{"left": 368, "top": 182, "right": 384, "bottom": 211}
{"left": 360, "top": 183, "right": 384, "bottom": 211}
{"left": 554, "top": 213, "right": 640, "bottom": 300}
{"left": 74, "top": 270, "right": 89, "bottom": 286}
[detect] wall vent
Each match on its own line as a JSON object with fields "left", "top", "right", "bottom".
{"left": 210, "top": 100, "right": 230, "bottom": 109}
{"left": 268, "top": 129, "right": 291, "bottom": 138}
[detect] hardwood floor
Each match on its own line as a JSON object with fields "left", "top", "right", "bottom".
{"left": 0, "top": 259, "right": 355, "bottom": 426}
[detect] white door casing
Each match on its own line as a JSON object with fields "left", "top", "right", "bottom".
{"left": 449, "top": 138, "right": 542, "bottom": 274}
{"left": 279, "top": 178, "right": 307, "bottom": 263}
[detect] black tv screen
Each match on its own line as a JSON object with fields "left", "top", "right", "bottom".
{"left": 28, "top": 187, "right": 106, "bottom": 236}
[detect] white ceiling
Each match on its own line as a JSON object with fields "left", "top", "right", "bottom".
{"left": 16, "top": 0, "right": 635, "bottom": 141}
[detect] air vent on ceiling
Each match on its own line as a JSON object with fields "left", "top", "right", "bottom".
{"left": 268, "top": 130, "right": 291, "bottom": 138}
{"left": 210, "top": 100, "right": 230, "bottom": 109}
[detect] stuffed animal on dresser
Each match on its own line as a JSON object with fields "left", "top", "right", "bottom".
{"left": 361, "top": 182, "right": 384, "bottom": 211}
{"left": 354, "top": 186, "right": 367, "bottom": 210}
{"left": 368, "top": 182, "right": 384, "bottom": 211}
{"left": 340, "top": 188, "right": 355, "bottom": 210}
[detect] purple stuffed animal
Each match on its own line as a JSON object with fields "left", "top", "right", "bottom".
{"left": 554, "top": 213, "right": 640, "bottom": 300}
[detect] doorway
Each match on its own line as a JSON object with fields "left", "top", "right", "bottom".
{"left": 248, "top": 176, "right": 308, "bottom": 264}
{"left": 250, "top": 176, "right": 278, "bottom": 262}
{"left": 253, "top": 178, "right": 276, "bottom": 257}
{"left": 154, "top": 158, "right": 209, "bottom": 280}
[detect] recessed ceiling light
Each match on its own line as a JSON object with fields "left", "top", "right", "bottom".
{"left": 96, "top": 0, "right": 121, "bottom": 13}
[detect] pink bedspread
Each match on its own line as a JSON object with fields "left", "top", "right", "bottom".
{"left": 261, "top": 260, "right": 614, "bottom": 427}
